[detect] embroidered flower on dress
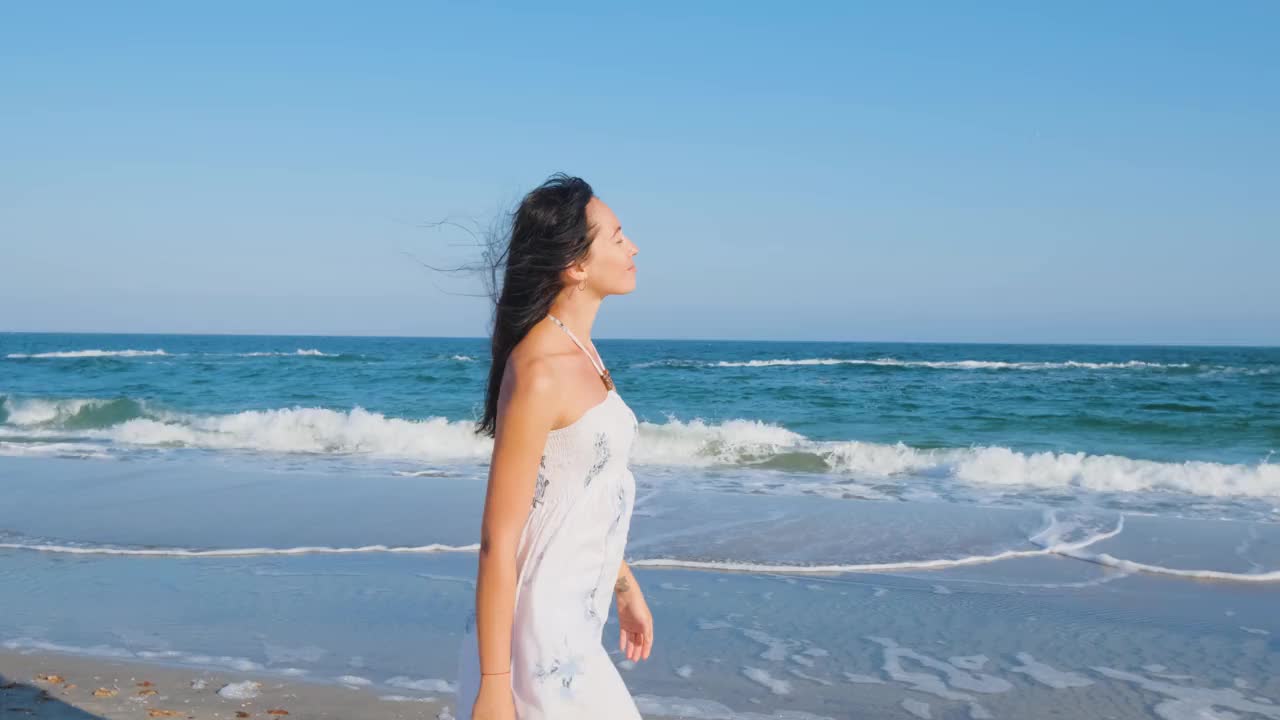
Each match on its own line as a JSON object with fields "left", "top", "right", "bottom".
{"left": 583, "top": 432, "right": 611, "bottom": 487}
{"left": 533, "top": 638, "right": 587, "bottom": 700}
{"left": 531, "top": 454, "right": 549, "bottom": 508}
{"left": 609, "top": 481, "right": 626, "bottom": 536}
{"left": 584, "top": 586, "right": 600, "bottom": 624}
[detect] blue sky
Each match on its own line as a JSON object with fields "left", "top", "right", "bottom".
{"left": 2, "top": 2, "right": 1276, "bottom": 344}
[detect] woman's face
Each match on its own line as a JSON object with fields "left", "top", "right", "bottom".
{"left": 583, "top": 197, "right": 639, "bottom": 295}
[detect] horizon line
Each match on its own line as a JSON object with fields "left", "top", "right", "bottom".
{"left": 1, "top": 329, "right": 1276, "bottom": 350}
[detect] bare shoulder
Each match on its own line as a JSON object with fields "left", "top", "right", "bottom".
{"left": 501, "top": 351, "right": 557, "bottom": 403}
{"left": 496, "top": 335, "right": 562, "bottom": 435}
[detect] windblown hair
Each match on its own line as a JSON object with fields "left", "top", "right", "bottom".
{"left": 475, "top": 173, "right": 596, "bottom": 438}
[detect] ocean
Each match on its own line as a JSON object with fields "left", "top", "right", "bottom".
{"left": 2, "top": 332, "right": 1277, "bottom": 719}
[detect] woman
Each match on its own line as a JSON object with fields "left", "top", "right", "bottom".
{"left": 454, "top": 173, "right": 653, "bottom": 719}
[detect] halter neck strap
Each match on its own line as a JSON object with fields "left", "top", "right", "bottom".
{"left": 547, "top": 314, "right": 607, "bottom": 378}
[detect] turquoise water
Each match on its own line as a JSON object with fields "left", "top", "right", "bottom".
{"left": 2, "top": 332, "right": 1278, "bottom": 718}
{"left": 3, "top": 332, "right": 1277, "bottom": 518}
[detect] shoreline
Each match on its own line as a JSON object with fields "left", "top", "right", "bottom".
{"left": 0, "top": 649, "right": 454, "bottom": 720}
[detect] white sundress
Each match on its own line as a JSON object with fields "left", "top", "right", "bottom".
{"left": 454, "top": 315, "right": 642, "bottom": 719}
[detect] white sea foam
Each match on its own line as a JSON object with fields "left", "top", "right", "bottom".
{"left": 2, "top": 636, "right": 265, "bottom": 673}
{"left": 630, "top": 511, "right": 1278, "bottom": 582}
{"left": 901, "top": 698, "right": 932, "bottom": 719}
{"left": 1010, "top": 652, "right": 1093, "bottom": 688}
{"left": 6, "top": 510, "right": 1275, "bottom": 584}
{"left": 634, "top": 694, "right": 835, "bottom": 719}
{"left": 949, "top": 446, "right": 1280, "bottom": 498}
{"left": 0, "top": 539, "right": 478, "bottom": 557}
{"left": 869, "top": 637, "right": 1013, "bottom": 696}
{"left": 384, "top": 676, "right": 457, "bottom": 694}
{"left": 634, "top": 423, "right": 1280, "bottom": 500}
{"left": 0, "top": 441, "right": 114, "bottom": 460}
{"left": 949, "top": 655, "right": 989, "bottom": 671}
{"left": 5, "top": 393, "right": 1276, "bottom": 503}
{"left": 2, "top": 636, "right": 136, "bottom": 659}
{"left": 628, "top": 514, "right": 1113, "bottom": 575}
{"left": 740, "top": 628, "right": 794, "bottom": 662}
{"left": 5, "top": 349, "right": 169, "bottom": 359}
{"left": 94, "top": 406, "right": 491, "bottom": 460}
{"left": 1093, "top": 666, "right": 1280, "bottom": 719}
{"left": 1, "top": 396, "right": 137, "bottom": 425}
{"left": 239, "top": 349, "right": 336, "bottom": 357}
{"left": 868, "top": 636, "right": 1008, "bottom": 719}
{"left": 742, "top": 666, "right": 792, "bottom": 694}
{"left": 634, "top": 357, "right": 1200, "bottom": 371}
{"left": 1043, "top": 537, "right": 1280, "bottom": 583}
{"left": 142, "top": 651, "right": 264, "bottom": 673}
{"left": 698, "top": 620, "right": 839, "bottom": 690}
{"left": 787, "top": 667, "right": 834, "bottom": 686}
{"left": 217, "top": 680, "right": 262, "bottom": 699}
{"left": 3, "top": 348, "right": 356, "bottom": 359}
{"left": 1025, "top": 513, "right": 1280, "bottom": 582}
{"left": 632, "top": 416, "right": 809, "bottom": 467}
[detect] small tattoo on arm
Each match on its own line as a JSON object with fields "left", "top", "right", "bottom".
{"left": 614, "top": 575, "right": 631, "bottom": 594}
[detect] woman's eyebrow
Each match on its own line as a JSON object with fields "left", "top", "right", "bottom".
{"left": 614, "top": 225, "right": 622, "bottom": 236}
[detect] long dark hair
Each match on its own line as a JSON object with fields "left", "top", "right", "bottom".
{"left": 475, "top": 173, "right": 596, "bottom": 438}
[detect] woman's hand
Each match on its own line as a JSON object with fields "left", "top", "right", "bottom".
{"left": 615, "top": 579, "right": 654, "bottom": 662}
{"left": 469, "top": 677, "right": 516, "bottom": 720}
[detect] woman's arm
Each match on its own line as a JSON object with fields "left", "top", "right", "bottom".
{"left": 613, "top": 557, "right": 654, "bottom": 662}
{"left": 474, "top": 358, "right": 557, "bottom": 686}
{"left": 614, "top": 560, "right": 636, "bottom": 596}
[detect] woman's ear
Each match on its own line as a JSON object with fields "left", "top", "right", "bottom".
{"left": 566, "top": 260, "right": 589, "bottom": 287}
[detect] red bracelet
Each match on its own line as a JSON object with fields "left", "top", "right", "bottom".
{"left": 481, "top": 670, "right": 511, "bottom": 676}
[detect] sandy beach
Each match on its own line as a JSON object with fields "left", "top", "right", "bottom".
{"left": 0, "top": 650, "right": 455, "bottom": 720}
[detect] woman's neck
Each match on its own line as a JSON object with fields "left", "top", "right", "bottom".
{"left": 548, "top": 296, "right": 601, "bottom": 343}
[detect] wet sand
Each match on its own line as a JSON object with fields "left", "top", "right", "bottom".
{"left": 0, "top": 650, "right": 453, "bottom": 720}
